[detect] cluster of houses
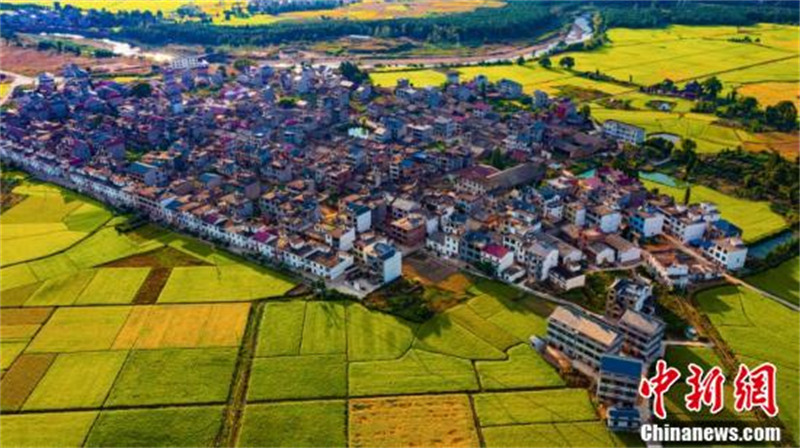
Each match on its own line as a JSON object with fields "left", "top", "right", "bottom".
{"left": 0, "top": 60, "right": 748, "bottom": 296}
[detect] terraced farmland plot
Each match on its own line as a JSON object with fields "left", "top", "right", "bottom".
{"left": 0, "top": 411, "right": 98, "bottom": 448}
{"left": 66, "top": 227, "right": 159, "bottom": 269}
{"left": 696, "top": 286, "right": 800, "bottom": 439}
{"left": 476, "top": 344, "right": 564, "bottom": 390}
{"left": 349, "top": 394, "right": 480, "bottom": 448}
{"left": 157, "top": 264, "right": 297, "bottom": 302}
{"left": 106, "top": 347, "right": 238, "bottom": 407}
{"left": 349, "top": 349, "right": 478, "bottom": 396}
{"left": 0, "top": 353, "right": 56, "bottom": 411}
{"left": 85, "top": 406, "right": 224, "bottom": 448}
{"left": 22, "top": 351, "right": 127, "bottom": 411}
{"left": 0, "top": 307, "right": 52, "bottom": 368}
{"left": 0, "top": 229, "right": 86, "bottom": 265}
{"left": 27, "top": 306, "right": 132, "bottom": 353}
{"left": 248, "top": 354, "right": 347, "bottom": 401}
{"left": 74, "top": 267, "right": 150, "bottom": 305}
{"left": 0, "top": 263, "right": 39, "bottom": 292}
{"left": 474, "top": 388, "right": 597, "bottom": 426}
{"left": 238, "top": 400, "right": 346, "bottom": 448}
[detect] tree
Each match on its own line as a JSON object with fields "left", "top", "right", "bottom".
{"left": 559, "top": 56, "right": 575, "bottom": 70}
{"left": 580, "top": 104, "right": 591, "bottom": 119}
{"left": 683, "top": 186, "right": 691, "bottom": 205}
{"left": 538, "top": 56, "right": 552, "bottom": 68}
{"left": 130, "top": 82, "right": 152, "bottom": 98}
{"left": 339, "top": 61, "right": 368, "bottom": 84}
{"left": 702, "top": 76, "right": 723, "bottom": 99}
{"left": 681, "top": 138, "right": 697, "bottom": 154}
{"left": 233, "top": 58, "right": 254, "bottom": 73}
{"left": 765, "top": 101, "right": 798, "bottom": 132}
{"left": 516, "top": 55, "right": 525, "bottom": 65}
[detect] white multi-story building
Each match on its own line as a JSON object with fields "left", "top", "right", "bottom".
{"left": 618, "top": 309, "right": 665, "bottom": 364}
{"left": 602, "top": 120, "right": 645, "bottom": 145}
{"left": 703, "top": 237, "right": 748, "bottom": 271}
{"left": 547, "top": 306, "right": 623, "bottom": 370}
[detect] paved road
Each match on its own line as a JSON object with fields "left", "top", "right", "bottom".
{"left": 0, "top": 70, "right": 34, "bottom": 105}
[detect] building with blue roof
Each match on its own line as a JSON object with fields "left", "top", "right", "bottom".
{"left": 606, "top": 406, "right": 641, "bottom": 432}
{"left": 597, "top": 354, "right": 643, "bottom": 407}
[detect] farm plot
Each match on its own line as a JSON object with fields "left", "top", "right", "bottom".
{"left": 746, "top": 256, "right": 799, "bottom": 305}
{"left": 22, "top": 270, "right": 96, "bottom": 307}
{"left": 476, "top": 344, "right": 564, "bottom": 391}
{"left": 74, "top": 267, "right": 150, "bottom": 305}
{"left": 696, "top": 285, "right": 799, "bottom": 439}
{"left": 481, "top": 421, "right": 623, "bottom": 448}
{"left": 112, "top": 303, "right": 250, "bottom": 349}
{"left": 346, "top": 302, "right": 417, "bottom": 361}
{"left": 664, "top": 346, "right": 758, "bottom": 424}
{"left": 553, "top": 26, "right": 795, "bottom": 87}
{"left": 255, "top": 301, "right": 306, "bottom": 356}
{"left": 349, "top": 394, "right": 480, "bottom": 448}
{"left": 413, "top": 312, "right": 506, "bottom": 360}
{"left": 247, "top": 354, "right": 347, "bottom": 401}
{"left": 23, "top": 351, "right": 127, "bottom": 411}
{"left": 105, "top": 347, "right": 237, "bottom": 407}
{"left": 640, "top": 178, "right": 787, "bottom": 243}
{"left": 0, "top": 353, "right": 55, "bottom": 411}
{"left": 300, "top": 301, "right": 346, "bottom": 355}
{"left": 349, "top": 349, "right": 478, "bottom": 396}
{"left": 85, "top": 406, "right": 224, "bottom": 448}
{"left": 0, "top": 263, "right": 39, "bottom": 292}
{"left": 0, "top": 411, "right": 98, "bottom": 448}
{"left": 0, "top": 307, "right": 52, "bottom": 369}
{"left": 238, "top": 400, "right": 346, "bottom": 448}
{"left": 157, "top": 264, "right": 297, "bottom": 302}
{"left": 27, "top": 306, "right": 131, "bottom": 353}
{"left": 473, "top": 388, "right": 597, "bottom": 427}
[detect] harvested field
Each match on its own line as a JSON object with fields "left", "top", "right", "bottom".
{"left": 404, "top": 252, "right": 460, "bottom": 285}
{"left": 112, "top": 303, "right": 250, "bottom": 349}
{"left": 132, "top": 267, "right": 171, "bottom": 305}
{"left": 0, "top": 353, "right": 56, "bottom": 411}
{"left": 238, "top": 400, "right": 346, "bottom": 448}
{"left": 349, "top": 394, "right": 480, "bottom": 448}
{"left": 0, "top": 42, "right": 146, "bottom": 77}
{"left": 102, "top": 246, "right": 210, "bottom": 268}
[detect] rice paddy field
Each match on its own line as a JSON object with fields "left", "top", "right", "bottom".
{"left": 370, "top": 23, "right": 800, "bottom": 157}
{"left": 639, "top": 176, "right": 788, "bottom": 244}
{"left": 746, "top": 256, "right": 800, "bottom": 305}
{"left": 696, "top": 285, "right": 799, "bottom": 441}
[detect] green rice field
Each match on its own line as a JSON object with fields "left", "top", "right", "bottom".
{"left": 746, "top": 256, "right": 800, "bottom": 305}
{"left": 696, "top": 285, "right": 799, "bottom": 440}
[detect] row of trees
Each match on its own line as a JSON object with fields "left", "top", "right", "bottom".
{"left": 600, "top": 1, "right": 799, "bottom": 28}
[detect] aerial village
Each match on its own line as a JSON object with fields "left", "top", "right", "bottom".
{"left": 0, "top": 59, "right": 752, "bottom": 430}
